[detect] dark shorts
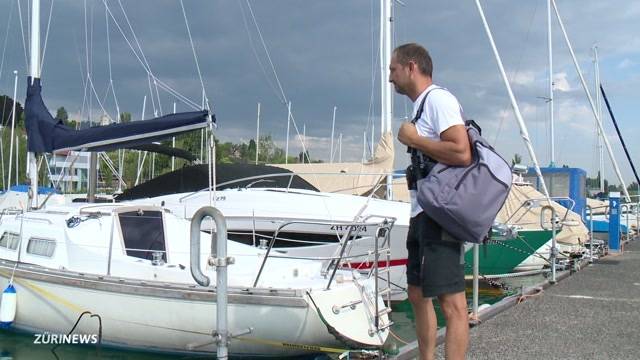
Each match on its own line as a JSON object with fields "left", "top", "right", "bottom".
{"left": 406, "top": 211, "right": 465, "bottom": 298}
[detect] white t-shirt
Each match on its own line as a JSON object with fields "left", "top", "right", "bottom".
{"left": 409, "top": 84, "right": 465, "bottom": 217}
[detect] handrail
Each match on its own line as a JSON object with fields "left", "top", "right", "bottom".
{"left": 540, "top": 205, "right": 558, "bottom": 283}
{"left": 503, "top": 196, "right": 574, "bottom": 231}
{"left": 189, "top": 206, "right": 233, "bottom": 360}
{"left": 251, "top": 217, "right": 396, "bottom": 289}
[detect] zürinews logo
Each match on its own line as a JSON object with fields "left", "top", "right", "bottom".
{"left": 34, "top": 333, "right": 99, "bottom": 345}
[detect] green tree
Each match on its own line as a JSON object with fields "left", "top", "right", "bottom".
{"left": 0, "top": 95, "right": 24, "bottom": 127}
{"left": 120, "top": 112, "right": 132, "bottom": 123}
{"left": 511, "top": 153, "right": 522, "bottom": 166}
{"left": 55, "top": 107, "right": 69, "bottom": 122}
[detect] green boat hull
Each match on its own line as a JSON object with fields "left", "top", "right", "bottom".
{"left": 464, "top": 229, "right": 553, "bottom": 275}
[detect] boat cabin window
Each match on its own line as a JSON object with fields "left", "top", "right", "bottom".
{"left": 118, "top": 210, "right": 166, "bottom": 261}
{"left": 26, "top": 237, "right": 56, "bottom": 257}
{"left": 0, "top": 232, "right": 20, "bottom": 250}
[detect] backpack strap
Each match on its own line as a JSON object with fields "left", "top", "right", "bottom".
{"left": 410, "top": 86, "right": 444, "bottom": 125}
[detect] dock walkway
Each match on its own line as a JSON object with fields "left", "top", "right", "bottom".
{"left": 395, "top": 239, "right": 640, "bottom": 359}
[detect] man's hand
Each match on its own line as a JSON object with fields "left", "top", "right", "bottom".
{"left": 398, "top": 122, "right": 419, "bottom": 147}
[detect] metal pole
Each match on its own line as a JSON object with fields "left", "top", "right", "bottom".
{"left": 592, "top": 45, "right": 605, "bottom": 193}
{"left": 330, "top": 106, "right": 336, "bottom": 163}
{"left": 475, "top": 0, "right": 551, "bottom": 199}
{"left": 87, "top": 153, "right": 97, "bottom": 203}
{"left": 472, "top": 243, "right": 479, "bottom": 318}
{"left": 547, "top": 0, "right": 554, "bottom": 167}
{"left": 339, "top": 133, "right": 342, "bottom": 163}
{"left": 585, "top": 205, "right": 594, "bottom": 262}
{"left": 255, "top": 102, "right": 260, "bottom": 165}
{"left": 541, "top": 205, "right": 557, "bottom": 283}
{"left": 189, "top": 207, "right": 232, "bottom": 360}
{"left": 7, "top": 71, "right": 17, "bottom": 190}
{"left": 551, "top": 0, "right": 631, "bottom": 202}
{"left": 636, "top": 198, "right": 639, "bottom": 240}
{"left": 285, "top": 101, "right": 291, "bottom": 164}
{"left": 28, "top": 0, "right": 41, "bottom": 210}
{"left": 172, "top": 102, "right": 176, "bottom": 171}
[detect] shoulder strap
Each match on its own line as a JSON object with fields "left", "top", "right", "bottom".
{"left": 411, "top": 86, "right": 444, "bottom": 125}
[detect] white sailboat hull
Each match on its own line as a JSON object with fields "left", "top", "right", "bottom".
{"left": 0, "top": 262, "right": 387, "bottom": 356}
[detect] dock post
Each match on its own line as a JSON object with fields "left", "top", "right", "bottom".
{"left": 584, "top": 205, "right": 594, "bottom": 262}
{"left": 472, "top": 244, "right": 479, "bottom": 319}
{"left": 608, "top": 192, "right": 621, "bottom": 252}
{"left": 189, "top": 206, "right": 233, "bottom": 359}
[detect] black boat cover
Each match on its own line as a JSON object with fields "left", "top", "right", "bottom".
{"left": 116, "top": 163, "right": 318, "bottom": 200}
{"left": 128, "top": 143, "right": 197, "bottom": 162}
{"left": 25, "top": 77, "right": 211, "bottom": 153}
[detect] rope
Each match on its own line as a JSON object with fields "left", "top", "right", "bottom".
{"left": 238, "top": 1, "right": 283, "bottom": 104}
{"left": 388, "top": 329, "right": 409, "bottom": 345}
{"left": 244, "top": 0, "right": 287, "bottom": 105}
{"left": 180, "top": 0, "right": 209, "bottom": 112}
{"left": 517, "top": 287, "right": 544, "bottom": 304}
{"left": 101, "top": 0, "right": 200, "bottom": 110}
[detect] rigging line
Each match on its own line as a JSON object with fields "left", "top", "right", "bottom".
{"left": 102, "top": 9, "right": 198, "bottom": 110}
{"left": 491, "top": 0, "right": 539, "bottom": 147}
{"left": 153, "top": 78, "right": 163, "bottom": 116}
{"left": 104, "top": 4, "right": 120, "bottom": 119}
{"left": 101, "top": 1, "right": 199, "bottom": 111}
{"left": 237, "top": 0, "right": 283, "bottom": 104}
{"left": 147, "top": 74, "right": 158, "bottom": 117}
{"left": 179, "top": 0, "right": 210, "bottom": 111}
{"left": 116, "top": 0, "right": 154, "bottom": 80}
{"left": 16, "top": 0, "right": 29, "bottom": 74}
{"left": 0, "top": 1, "right": 15, "bottom": 83}
{"left": 245, "top": 0, "right": 288, "bottom": 105}
{"left": 39, "top": 0, "right": 54, "bottom": 76}
{"left": 87, "top": 76, "right": 114, "bottom": 122}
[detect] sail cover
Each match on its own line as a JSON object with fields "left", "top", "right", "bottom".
{"left": 25, "top": 77, "right": 211, "bottom": 153}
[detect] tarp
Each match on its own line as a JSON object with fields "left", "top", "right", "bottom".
{"left": 272, "top": 131, "right": 395, "bottom": 196}
{"left": 496, "top": 181, "right": 588, "bottom": 246}
{"left": 25, "top": 77, "right": 210, "bottom": 153}
{"left": 586, "top": 197, "right": 609, "bottom": 215}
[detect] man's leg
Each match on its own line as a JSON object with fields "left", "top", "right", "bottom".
{"left": 408, "top": 285, "right": 437, "bottom": 360}
{"left": 438, "top": 291, "right": 469, "bottom": 360}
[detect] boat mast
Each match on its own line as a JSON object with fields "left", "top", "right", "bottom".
{"left": 474, "top": 0, "right": 551, "bottom": 199}
{"left": 547, "top": 0, "right": 555, "bottom": 167}
{"left": 380, "top": 0, "right": 393, "bottom": 199}
{"left": 593, "top": 45, "right": 605, "bottom": 193}
{"left": 28, "top": 0, "right": 41, "bottom": 209}
{"left": 551, "top": 0, "right": 631, "bottom": 202}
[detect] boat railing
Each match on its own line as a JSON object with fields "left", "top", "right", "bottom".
{"left": 503, "top": 196, "right": 576, "bottom": 231}
{"left": 0, "top": 208, "right": 23, "bottom": 224}
{"left": 251, "top": 217, "right": 395, "bottom": 290}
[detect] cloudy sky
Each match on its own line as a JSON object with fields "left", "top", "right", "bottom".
{"left": 0, "top": 0, "right": 638, "bottom": 186}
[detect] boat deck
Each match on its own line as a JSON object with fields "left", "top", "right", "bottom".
{"left": 394, "top": 238, "right": 640, "bottom": 359}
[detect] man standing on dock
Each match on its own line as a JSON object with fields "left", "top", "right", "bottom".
{"left": 391, "top": 43, "right": 471, "bottom": 360}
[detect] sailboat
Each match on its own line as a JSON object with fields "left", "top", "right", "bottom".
{"left": 0, "top": 1, "right": 392, "bottom": 356}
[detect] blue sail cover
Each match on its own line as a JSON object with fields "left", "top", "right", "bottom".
{"left": 25, "top": 77, "right": 212, "bottom": 153}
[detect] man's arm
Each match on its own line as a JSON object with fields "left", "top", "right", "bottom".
{"left": 398, "top": 123, "right": 472, "bottom": 166}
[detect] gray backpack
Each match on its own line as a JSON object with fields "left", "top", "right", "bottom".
{"left": 414, "top": 93, "right": 512, "bottom": 244}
